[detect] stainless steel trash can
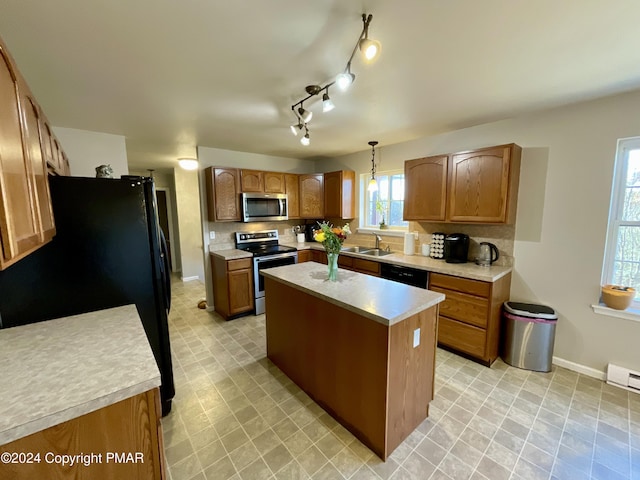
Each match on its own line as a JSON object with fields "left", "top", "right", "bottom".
{"left": 500, "top": 302, "right": 557, "bottom": 372}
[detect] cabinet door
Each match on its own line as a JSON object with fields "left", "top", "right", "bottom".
{"left": 264, "top": 172, "right": 285, "bottom": 193}
{"left": 284, "top": 173, "right": 300, "bottom": 219}
{"left": 297, "top": 249, "right": 312, "bottom": 263}
{"left": 299, "top": 174, "right": 324, "bottom": 219}
{"left": 0, "top": 46, "right": 41, "bottom": 267}
{"left": 403, "top": 155, "right": 448, "bottom": 221}
{"left": 447, "top": 146, "right": 512, "bottom": 223}
{"left": 21, "top": 94, "right": 55, "bottom": 242}
{"left": 324, "top": 170, "right": 355, "bottom": 219}
{"left": 227, "top": 268, "right": 254, "bottom": 315}
{"left": 240, "top": 169, "right": 264, "bottom": 192}
{"left": 206, "top": 167, "right": 241, "bottom": 221}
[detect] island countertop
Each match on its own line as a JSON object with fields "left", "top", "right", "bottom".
{"left": 261, "top": 262, "right": 445, "bottom": 326}
{"left": 0, "top": 304, "right": 161, "bottom": 446}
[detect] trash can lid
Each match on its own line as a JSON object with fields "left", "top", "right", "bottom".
{"left": 504, "top": 301, "right": 557, "bottom": 320}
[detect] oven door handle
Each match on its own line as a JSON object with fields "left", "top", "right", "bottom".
{"left": 254, "top": 252, "right": 298, "bottom": 263}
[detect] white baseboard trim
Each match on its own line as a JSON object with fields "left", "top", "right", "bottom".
{"left": 206, "top": 306, "right": 216, "bottom": 312}
{"left": 181, "top": 276, "right": 199, "bottom": 282}
{"left": 552, "top": 356, "right": 606, "bottom": 380}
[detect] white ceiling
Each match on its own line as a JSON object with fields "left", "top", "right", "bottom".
{"left": 2, "top": 1, "right": 640, "bottom": 172}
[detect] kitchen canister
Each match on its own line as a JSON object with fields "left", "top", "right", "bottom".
{"left": 421, "top": 243, "right": 431, "bottom": 256}
{"left": 296, "top": 233, "right": 305, "bottom": 243}
{"left": 403, "top": 232, "right": 415, "bottom": 255}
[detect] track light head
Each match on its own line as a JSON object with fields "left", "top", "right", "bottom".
{"left": 297, "top": 106, "right": 312, "bottom": 123}
{"left": 300, "top": 128, "right": 310, "bottom": 146}
{"left": 336, "top": 70, "right": 355, "bottom": 91}
{"left": 359, "top": 38, "right": 381, "bottom": 62}
{"left": 322, "top": 90, "right": 335, "bottom": 113}
{"left": 290, "top": 121, "right": 303, "bottom": 136}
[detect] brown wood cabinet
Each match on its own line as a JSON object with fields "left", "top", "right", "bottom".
{"left": 284, "top": 173, "right": 300, "bottom": 218}
{"left": 404, "top": 144, "right": 521, "bottom": 224}
{"left": 403, "top": 155, "right": 448, "bottom": 221}
{"left": 1, "top": 389, "right": 166, "bottom": 480}
{"left": 211, "top": 255, "right": 254, "bottom": 319}
{"left": 323, "top": 170, "right": 355, "bottom": 219}
{"left": 205, "top": 167, "right": 241, "bottom": 222}
{"left": 430, "top": 271, "right": 511, "bottom": 365}
{"left": 264, "top": 171, "right": 285, "bottom": 193}
{"left": 240, "top": 169, "right": 264, "bottom": 192}
{"left": 297, "top": 249, "right": 312, "bottom": 263}
{"left": 0, "top": 35, "right": 68, "bottom": 271}
{"left": 299, "top": 174, "right": 324, "bottom": 219}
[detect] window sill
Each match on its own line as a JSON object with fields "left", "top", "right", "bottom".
{"left": 356, "top": 227, "right": 408, "bottom": 237}
{"left": 591, "top": 303, "right": 640, "bottom": 323}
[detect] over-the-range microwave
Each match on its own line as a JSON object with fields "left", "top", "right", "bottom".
{"left": 241, "top": 192, "right": 288, "bottom": 222}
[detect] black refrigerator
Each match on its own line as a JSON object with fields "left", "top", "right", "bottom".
{"left": 0, "top": 175, "right": 175, "bottom": 415}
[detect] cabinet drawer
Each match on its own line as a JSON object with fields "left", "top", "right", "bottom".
{"left": 227, "top": 258, "right": 252, "bottom": 271}
{"left": 430, "top": 272, "right": 491, "bottom": 297}
{"left": 430, "top": 286, "right": 489, "bottom": 328}
{"left": 338, "top": 255, "right": 354, "bottom": 268}
{"left": 353, "top": 258, "right": 380, "bottom": 275}
{"left": 438, "top": 317, "right": 486, "bottom": 358}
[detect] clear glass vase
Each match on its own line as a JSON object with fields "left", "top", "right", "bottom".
{"left": 327, "top": 252, "right": 339, "bottom": 282}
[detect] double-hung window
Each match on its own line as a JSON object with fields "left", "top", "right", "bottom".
{"left": 602, "top": 137, "right": 640, "bottom": 307}
{"left": 362, "top": 170, "right": 408, "bottom": 229}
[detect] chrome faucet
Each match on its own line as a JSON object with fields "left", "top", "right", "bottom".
{"left": 373, "top": 233, "right": 382, "bottom": 249}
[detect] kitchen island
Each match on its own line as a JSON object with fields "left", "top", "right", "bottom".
{"left": 261, "top": 262, "right": 445, "bottom": 460}
{"left": 0, "top": 305, "right": 165, "bottom": 480}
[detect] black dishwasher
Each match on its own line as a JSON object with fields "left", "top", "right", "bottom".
{"left": 380, "top": 263, "right": 429, "bottom": 289}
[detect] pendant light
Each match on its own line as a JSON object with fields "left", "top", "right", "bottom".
{"left": 359, "top": 14, "right": 381, "bottom": 63}
{"left": 367, "top": 141, "right": 378, "bottom": 192}
{"left": 322, "top": 88, "right": 335, "bottom": 112}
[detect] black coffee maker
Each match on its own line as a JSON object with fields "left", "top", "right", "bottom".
{"left": 444, "top": 233, "right": 470, "bottom": 263}
{"left": 304, "top": 223, "right": 319, "bottom": 242}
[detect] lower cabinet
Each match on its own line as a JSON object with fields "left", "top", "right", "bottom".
{"left": 0, "top": 389, "right": 166, "bottom": 480}
{"left": 297, "top": 249, "right": 312, "bottom": 263}
{"left": 211, "top": 255, "right": 254, "bottom": 319}
{"left": 430, "top": 272, "right": 511, "bottom": 365}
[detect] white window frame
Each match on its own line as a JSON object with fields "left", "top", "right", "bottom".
{"left": 599, "top": 136, "right": 640, "bottom": 316}
{"left": 358, "top": 169, "right": 408, "bottom": 234}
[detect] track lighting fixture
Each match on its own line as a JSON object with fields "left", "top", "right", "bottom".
{"left": 289, "top": 13, "right": 381, "bottom": 144}
{"left": 367, "top": 141, "right": 378, "bottom": 192}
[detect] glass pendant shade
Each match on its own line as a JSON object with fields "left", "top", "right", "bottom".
{"left": 368, "top": 177, "right": 378, "bottom": 192}
{"left": 300, "top": 133, "right": 310, "bottom": 146}
{"left": 298, "top": 107, "right": 313, "bottom": 123}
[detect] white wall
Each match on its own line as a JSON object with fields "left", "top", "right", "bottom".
{"left": 175, "top": 167, "right": 204, "bottom": 282}
{"left": 319, "top": 89, "right": 640, "bottom": 376}
{"left": 52, "top": 127, "right": 128, "bottom": 178}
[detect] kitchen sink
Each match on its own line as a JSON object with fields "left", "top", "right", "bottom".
{"left": 360, "top": 248, "right": 393, "bottom": 257}
{"left": 341, "top": 246, "right": 371, "bottom": 253}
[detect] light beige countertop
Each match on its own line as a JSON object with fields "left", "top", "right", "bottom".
{"left": 261, "top": 262, "right": 445, "bottom": 326}
{"left": 283, "top": 242, "right": 512, "bottom": 282}
{"left": 209, "top": 248, "right": 253, "bottom": 260}
{"left": 0, "top": 305, "right": 160, "bottom": 446}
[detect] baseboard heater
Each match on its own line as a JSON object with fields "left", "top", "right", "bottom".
{"left": 607, "top": 363, "right": 640, "bottom": 393}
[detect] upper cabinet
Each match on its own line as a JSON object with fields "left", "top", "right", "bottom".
{"left": 205, "top": 167, "right": 241, "bottom": 222}
{"left": 324, "top": 170, "right": 355, "bottom": 219}
{"left": 0, "top": 35, "right": 68, "bottom": 270}
{"left": 404, "top": 144, "right": 521, "bottom": 224}
{"left": 284, "top": 174, "right": 300, "bottom": 219}
{"left": 403, "top": 156, "right": 448, "bottom": 222}
{"left": 264, "top": 172, "right": 285, "bottom": 193}
{"left": 299, "top": 174, "right": 324, "bottom": 219}
{"left": 240, "top": 169, "right": 264, "bottom": 192}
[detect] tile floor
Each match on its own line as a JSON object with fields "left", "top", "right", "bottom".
{"left": 162, "top": 279, "right": 640, "bottom": 480}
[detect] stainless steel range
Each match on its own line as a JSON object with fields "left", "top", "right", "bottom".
{"left": 235, "top": 230, "right": 298, "bottom": 315}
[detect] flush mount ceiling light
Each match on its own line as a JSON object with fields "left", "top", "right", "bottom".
{"left": 178, "top": 158, "right": 199, "bottom": 171}
{"left": 289, "top": 13, "right": 381, "bottom": 144}
{"left": 367, "top": 141, "right": 379, "bottom": 192}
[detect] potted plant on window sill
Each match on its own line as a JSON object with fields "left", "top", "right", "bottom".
{"left": 376, "top": 200, "right": 388, "bottom": 229}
